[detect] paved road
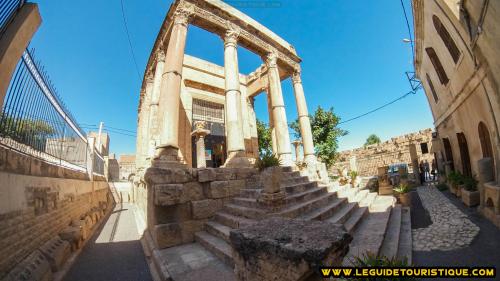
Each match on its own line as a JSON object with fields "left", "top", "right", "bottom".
{"left": 63, "top": 203, "right": 152, "bottom": 281}
{"left": 412, "top": 187, "right": 500, "bottom": 280}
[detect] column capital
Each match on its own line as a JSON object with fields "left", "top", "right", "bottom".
{"left": 223, "top": 27, "right": 240, "bottom": 47}
{"left": 292, "top": 70, "right": 302, "bottom": 84}
{"left": 156, "top": 49, "right": 166, "bottom": 62}
{"left": 264, "top": 52, "right": 278, "bottom": 68}
{"left": 173, "top": 6, "right": 193, "bottom": 27}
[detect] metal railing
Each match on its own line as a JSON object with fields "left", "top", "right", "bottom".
{"left": 0, "top": 49, "right": 90, "bottom": 171}
{"left": 93, "top": 150, "right": 105, "bottom": 176}
{"left": 0, "top": 0, "right": 24, "bottom": 36}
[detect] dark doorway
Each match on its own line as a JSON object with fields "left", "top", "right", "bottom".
{"left": 456, "top": 132, "right": 472, "bottom": 177}
{"left": 442, "top": 138, "right": 455, "bottom": 171}
{"left": 478, "top": 122, "right": 495, "bottom": 179}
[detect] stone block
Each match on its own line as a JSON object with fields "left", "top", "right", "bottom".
{"left": 154, "top": 223, "right": 182, "bottom": 249}
{"left": 5, "top": 250, "right": 52, "bottom": 281}
{"left": 230, "top": 217, "right": 352, "bottom": 281}
{"left": 215, "top": 168, "right": 237, "bottom": 181}
{"left": 155, "top": 203, "right": 192, "bottom": 223}
{"left": 198, "top": 168, "right": 216, "bottom": 182}
{"left": 38, "top": 236, "right": 71, "bottom": 272}
{"left": 191, "top": 199, "right": 223, "bottom": 219}
{"left": 145, "top": 167, "right": 194, "bottom": 185}
{"left": 71, "top": 219, "right": 89, "bottom": 240}
{"left": 59, "top": 226, "right": 83, "bottom": 251}
{"left": 261, "top": 167, "right": 282, "bottom": 194}
{"left": 207, "top": 181, "right": 230, "bottom": 199}
{"left": 236, "top": 168, "right": 258, "bottom": 179}
{"left": 154, "top": 182, "right": 204, "bottom": 206}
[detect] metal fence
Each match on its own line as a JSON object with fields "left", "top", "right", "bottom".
{"left": 94, "top": 151, "right": 105, "bottom": 175}
{"left": 0, "top": 0, "right": 24, "bottom": 35}
{"left": 0, "top": 49, "right": 91, "bottom": 171}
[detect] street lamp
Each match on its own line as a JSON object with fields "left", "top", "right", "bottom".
{"left": 402, "top": 38, "right": 413, "bottom": 43}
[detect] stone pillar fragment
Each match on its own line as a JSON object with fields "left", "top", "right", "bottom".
{"left": 140, "top": 79, "right": 154, "bottom": 168}
{"left": 292, "top": 140, "right": 302, "bottom": 162}
{"left": 191, "top": 121, "right": 210, "bottom": 168}
{"left": 222, "top": 28, "right": 250, "bottom": 167}
{"left": 291, "top": 70, "right": 316, "bottom": 164}
{"left": 266, "top": 91, "right": 278, "bottom": 155}
{"left": 155, "top": 8, "right": 191, "bottom": 166}
{"left": 265, "top": 53, "right": 292, "bottom": 166}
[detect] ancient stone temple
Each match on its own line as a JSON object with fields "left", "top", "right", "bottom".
{"left": 133, "top": 1, "right": 411, "bottom": 280}
{"left": 135, "top": 0, "right": 318, "bottom": 171}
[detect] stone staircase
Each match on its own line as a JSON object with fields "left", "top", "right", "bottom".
{"left": 194, "top": 167, "right": 412, "bottom": 268}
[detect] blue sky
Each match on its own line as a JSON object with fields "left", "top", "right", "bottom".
{"left": 29, "top": 0, "right": 434, "bottom": 156}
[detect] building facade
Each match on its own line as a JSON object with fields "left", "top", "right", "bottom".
{"left": 413, "top": 0, "right": 500, "bottom": 226}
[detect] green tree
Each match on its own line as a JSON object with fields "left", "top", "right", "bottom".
{"left": 256, "top": 119, "right": 272, "bottom": 156}
{"left": 364, "top": 134, "right": 381, "bottom": 146}
{"left": 0, "top": 115, "right": 56, "bottom": 151}
{"left": 290, "top": 106, "right": 348, "bottom": 168}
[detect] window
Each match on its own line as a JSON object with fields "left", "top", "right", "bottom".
{"left": 478, "top": 122, "right": 493, "bottom": 159}
{"left": 456, "top": 132, "right": 472, "bottom": 177}
{"left": 426, "top": 47, "right": 449, "bottom": 85}
{"left": 426, "top": 73, "right": 439, "bottom": 103}
{"left": 433, "top": 15, "right": 461, "bottom": 63}
{"left": 420, "top": 142, "right": 429, "bottom": 154}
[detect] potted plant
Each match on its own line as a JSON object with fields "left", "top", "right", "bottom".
{"left": 393, "top": 183, "right": 411, "bottom": 207}
{"left": 447, "top": 171, "right": 464, "bottom": 197}
{"left": 349, "top": 170, "right": 358, "bottom": 188}
{"left": 461, "top": 176, "right": 480, "bottom": 207}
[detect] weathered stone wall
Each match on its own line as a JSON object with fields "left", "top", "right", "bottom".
{"left": 138, "top": 166, "right": 259, "bottom": 249}
{"left": 0, "top": 148, "right": 112, "bottom": 278}
{"left": 333, "top": 129, "right": 435, "bottom": 177}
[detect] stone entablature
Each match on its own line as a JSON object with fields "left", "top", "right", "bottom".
{"left": 334, "top": 129, "right": 435, "bottom": 177}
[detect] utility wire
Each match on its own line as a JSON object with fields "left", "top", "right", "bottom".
{"left": 339, "top": 91, "right": 417, "bottom": 125}
{"left": 120, "top": 0, "right": 142, "bottom": 82}
{"left": 400, "top": 0, "right": 415, "bottom": 63}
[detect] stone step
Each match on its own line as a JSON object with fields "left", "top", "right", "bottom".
{"left": 397, "top": 207, "right": 412, "bottom": 264}
{"left": 223, "top": 203, "right": 265, "bottom": 219}
{"left": 342, "top": 197, "right": 393, "bottom": 265}
{"left": 379, "top": 205, "right": 402, "bottom": 259}
{"left": 343, "top": 206, "right": 368, "bottom": 233}
{"left": 285, "top": 186, "right": 328, "bottom": 205}
{"left": 277, "top": 192, "right": 337, "bottom": 218}
{"left": 214, "top": 211, "right": 256, "bottom": 229}
{"left": 232, "top": 197, "right": 258, "bottom": 208}
{"left": 282, "top": 171, "right": 302, "bottom": 178}
{"left": 325, "top": 202, "right": 358, "bottom": 225}
{"left": 280, "top": 166, "right": 293, "bottom": 173}
{"left": 352, "top": 189, "right": 369, "bottom": 202}
{"left": 283, "top": 181, "right": 318, "bottom": 194}
{"left": 239, "top": 188, "right": 262, "bottom": 199}
{"left": 281, "top": 175, "right": 309, "bottom": 187}
{"left": 195, "top": 231, "right": 234, "bottom": 267}
{"left": 336, "top": 187, "right": 360, "bottom": 201}
{"left": 359, "top": 192, "right": 377, "bottom": 207}
{"left": 300, "top": 197, "right": 347, "bottom": 221}
{"left": 205, "top": 221, "right": 232, "bottom": 243}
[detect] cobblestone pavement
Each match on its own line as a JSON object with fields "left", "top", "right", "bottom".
{"left": 63, "top": 203, "right": 152, "bottom": 281}
{"left": 412, "top": 186, "right": 480, "bottom": 251}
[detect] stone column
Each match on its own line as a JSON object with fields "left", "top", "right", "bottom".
{"left": 191, "top": 121, "right": 210, "bottom": 168}
{"left": 222, "top": 28, "right": 249, "bottom": 167}
{"left": 292, "top": 140, "right": 302, "bottom": 162}
{"left": 291, "top": 69, "right": 316, "bottom": 164}
{"left": 155, "top": 8, "right": 191, "bottom": 166}
{"left": 147, "top": 50, "right": 165, "bottom": 159}
{"left": 266, "top": 90, "right": 278, "bottom": 155}
{"left": 409, "top": 143, "right": 421, "bottom": 185}
{"left": 265, "top": 53, "right": 292, "bottom": 166}
{"left": 141, "top": 79, "right": 154, "bottom": 167}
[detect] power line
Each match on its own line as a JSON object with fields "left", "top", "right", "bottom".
{"left": 120, "top": 0, "right": 142, "bottom": 82}
{"left": 339, "top": 91, "right": 417, "bottom": 125}
{"left": 400, "top": 0, "right": 415, "bottom": 62}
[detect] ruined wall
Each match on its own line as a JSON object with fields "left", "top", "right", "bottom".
{"left": 0, "top": 147, "right": 112, "bottom": 277}
{"left": 136, "top": 167, "right": 259, "bottom": 249}
{"left": 333, "top": 129, "right": 435, "bottom": 176}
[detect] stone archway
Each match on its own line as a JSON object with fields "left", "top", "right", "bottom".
{"left": 456, "top": 133, "right": 472, "bottom": 177}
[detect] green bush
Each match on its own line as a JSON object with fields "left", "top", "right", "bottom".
{"left": 255, "top": 152, "right": 281, "bottom": 171}
{"left": 349, "top": 170, "right": 358, "bottom": 181}
{"left": 447, "top": 171, "right": 464, "bottom": 186}
{"left": 463, "top": 176, "right": 478, "bottom": 191}
{"left": 436, "top": 183, "right": 448, "bottom": 191}
{"left": 393, "top": 183, "right": 411, "bottom": 194}
{"left": 348, "top": 253, "right": 415, "bottom": 281}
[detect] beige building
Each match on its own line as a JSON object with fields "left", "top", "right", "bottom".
{"left": 413, "top": 0, "right": 500, "bottom": 226}
{"left": 134, "top": 0, "right": 327, "bottom": 179}
{"left": 118, "top": 154, "right": 136, "bottom": 181}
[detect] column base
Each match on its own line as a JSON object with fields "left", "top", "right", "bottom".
{"left": 278, "top": 153, "right": 293, "bottom": 167}
{"left": 152, "top": 145, "right": 186, "bottom": 169}
{"left": 224, "top": 151, "right": 253, "bottom": 168}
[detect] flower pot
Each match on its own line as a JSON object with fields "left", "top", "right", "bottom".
{"left": 398, "top": 192, "right": 412, "bottom": 207}
{"left": 461, "top": 189, "right": 480, "bottom": 207}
